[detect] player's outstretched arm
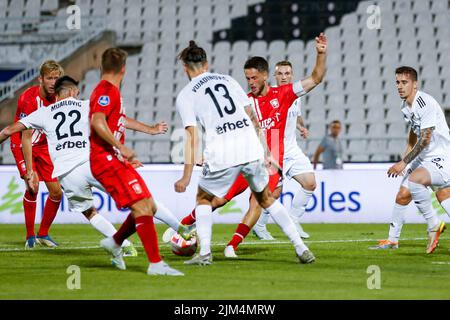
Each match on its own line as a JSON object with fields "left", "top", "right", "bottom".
{"left": 125, "top": 117, "right": 168, "bottom": 135}
{"left": 300, "top": 33, "right": 327, "bottom": 94}
{"left": 91, "top": 112, "right": 135, "bottom": 161}
{"left": 175, "top": 126, "right": 196, "bottom": 193}
{"left": 0, "top": 122, "right": 27, "bottom": 144}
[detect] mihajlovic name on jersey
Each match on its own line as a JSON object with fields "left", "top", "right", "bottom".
{"left": 51, "top": 99, "right": 82, "bottom": 111}
{"left": 191, "top": 75, "right": 227, "bottom": 93}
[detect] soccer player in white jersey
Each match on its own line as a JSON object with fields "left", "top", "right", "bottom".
{"left": 385, "top": 66, "right": 448, "bottom": 254}
{"left": 174, "top": 41, "right": 315, "bottom": 265}
{"left": 0, "top": 76, "right": 186, "bottom": 258}
{"left": 252, "top": 60, "right": 315, "bottom": 240}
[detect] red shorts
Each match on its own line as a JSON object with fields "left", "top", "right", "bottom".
{"left": 224, "top": 172, "right": 282, "bottom": 201}
{"left": 11, "top": 145, "right": 57, "bottom": 182}
{"left": 92, "top": 157, "right": 152, "bottom": 209}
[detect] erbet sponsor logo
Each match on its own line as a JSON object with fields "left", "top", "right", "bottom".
{"left": 56, "top": 140, "right": 87, "bottom": 151}
{"left": 280, "top": 181, "right": 361, "bottom": 213}
{"left": 216, "top": 118, "right": 250, "bottom": 135}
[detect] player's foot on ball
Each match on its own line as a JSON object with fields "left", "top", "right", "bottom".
{"left": 100, "top": 237, "right": 126, "bottom": 270}
{"left": 36, "top": 235, "right": 58, "bottom": 247}
{"left": 427, "top": 221, "right": 446, "bottom": 254}
{"left": 162, "top": 227, "right": 177, "bottom": 243}
{"left": 147, "top": 261, "right": 184, "bottom": 276}
{"left": 122, "top": 242, "right": 138, "bottom": 257}
{"left": 224, "top": 245, "right": 238, "bottom": 258}
{"left": 252, "top": 224, "right": 275, "bottom": 240}
{"left": 178, "top": 223, "right": 196, "bottom": 241}
{"left": 298, "top": 250, "right": 315, "bottom": 264}
{"left": 368, "top": 240, "right": 399, "bottom": 250}
{"left": 184, "top": 253, "right": 213, "bottom": 266}
{"left": 25, "top": 236, "right": 37, "bottom": 249}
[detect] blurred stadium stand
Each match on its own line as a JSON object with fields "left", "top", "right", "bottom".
{"left": 0, "top": 0, "right": 449, "bottom": 164}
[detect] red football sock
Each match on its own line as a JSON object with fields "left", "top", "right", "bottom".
{"left": 23, "top": 191, "right": 37, "bottom": 239}
{"left": 37, "top": 196, "right": 61, "bottom": 237}
{"left": 227, "top": 223, "right": 250, "bottom": 250}
{"left": 135, "top": 216, "right": 161, "bottom": 263}
{"left": 113, "top": 213, "right": 136, "bottom": 246}
{"left": 180, "top": 209, "right": 196, "bottom": 225}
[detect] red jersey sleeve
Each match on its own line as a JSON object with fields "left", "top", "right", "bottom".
{"left": 18, "top": 93, "right": 35, "bottom": 118}
{"left": 279, "top": 84, "right": 299, "bottom": 111}
{"left": 90, "top": 86, "right": 117, "bottom": 117}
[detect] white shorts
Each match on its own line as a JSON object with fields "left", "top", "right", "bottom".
{"left": 283, "top": 152, "right": 314, "bottom": 180}
{"left": 58, "top": 161, "right": 106, "bottom": 213}
{"left": 401, "top": 156, "right": 450, "bottom": 190}
{"left": 198, "top": 159, "right": 269, "bottom": 198}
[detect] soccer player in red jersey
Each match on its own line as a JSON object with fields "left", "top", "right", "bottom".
{"left": 171, "top": 33, "right": 327, "bottom": 257}
{"left": 10, "top": 60, "right": 64, "bottom": 249}
{"left": 90, "top": 48, "right": 185, "bottom": 276}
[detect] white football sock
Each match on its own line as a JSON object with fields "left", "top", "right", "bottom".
{"left": 290, "top": 187, "right": 314, "bottom": 219}
{"left": 154, "top": 200, "right": 181, "bottom": 232}
{"left": 409, "top": 181, "right": 440, "bottom": 231}
{"left": 437, "top": 198, "right": 450, "bottom": 218}
{"left": 255, "top": 210, "right": 270, "bottom": 228}
{"left": 265, "top": 201, "right": 309, "bottom": 255}
{"left": 90, "top": 214, "right": 131, "bottom": 247}
{"left": 196, "top": 205, "right": 213, "bottom": 256}
{"left": 388, "top": 203, "right": 407, "bottom": 243}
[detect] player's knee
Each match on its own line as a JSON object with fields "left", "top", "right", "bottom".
{"left": 82, "top": 207, "right": 97, "bottom": 220}
{"left": 211, "top": 197, "right": 227, "bottom": 209}
{"left": 435, "top": 188, "right": 450, "bottom": 203}
{"left": 49, "top": 189, "right": 63, "bottom": 200}
{"left": 396, "top": 191, "right": 412, "bottom": 205}
{"left": 303, "top": 180, "right": 316, "bottom": 191}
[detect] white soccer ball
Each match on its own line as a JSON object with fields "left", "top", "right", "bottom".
{"left": 170, "top": 233, "right": 198, "bottom": 256}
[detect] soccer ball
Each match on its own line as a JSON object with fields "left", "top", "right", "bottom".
{"left": 170, "top": 233, "right": 198, "bottom": 256}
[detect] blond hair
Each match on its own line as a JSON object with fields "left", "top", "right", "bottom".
{"left": 40, "top": 60, "right": 64, "bottom": 77}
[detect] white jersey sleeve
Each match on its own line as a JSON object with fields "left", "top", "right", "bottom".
{"left": 176, "top": 93, "right": 197, "bottom": 128}
{"left": 19, "top": 108, "right": 46, "bottom": 130}
{"left": 293, "top": 80, "right": 306, "bottom": 97}
{"left": 417, "top": 95, "right": 438, "bottom": 130}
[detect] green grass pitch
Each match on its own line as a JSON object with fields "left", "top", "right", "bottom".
{"left": 0, "top": 223, "right": 448, "bottom": 300}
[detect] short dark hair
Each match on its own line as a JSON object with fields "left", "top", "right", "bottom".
{"left": 244, "top": 56, "right": 269, "bottom": 73}
{"left": 330, "top": 120, "right": 341, "bottom": 126}
{"left": 178, "top": 40, "right": 207, "bottom": 69}
{"left": 101, "top": 48, "right": 128, "bottom": 74}
{"left": 395, "top": 66, "right": 418, "bottom": 81}
{"left": 54, "top": 75, "right": 79, "bottom": 95}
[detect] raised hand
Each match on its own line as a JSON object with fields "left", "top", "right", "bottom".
{"left": 315, "top": 32, "right": 327, "bottom": 54}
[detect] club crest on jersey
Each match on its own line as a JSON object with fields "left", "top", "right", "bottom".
{"left": 98, "top": 96, "right": 110, "bottom": 107}
{"left": 270, "top": 99, "right": 280, "bottom": 109}
{"left": 131, "top": 183, "right": 143, "bottom": 195}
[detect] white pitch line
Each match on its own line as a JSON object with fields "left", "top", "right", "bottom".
{"left": 431, "top": 262, "right": 450, "bottom": 265}
{"left": 0, "top": 237, "right": 433, "bottom": 253}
